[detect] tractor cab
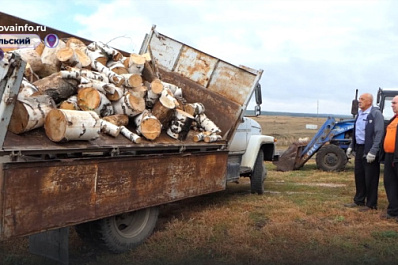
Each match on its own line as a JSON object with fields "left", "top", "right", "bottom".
{"left": 377, "top": 88, "right": 398, "bottom": 121}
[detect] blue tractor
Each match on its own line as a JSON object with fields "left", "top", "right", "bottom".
{"left": 276, "top": 88, "right": 397, "bottom": 171}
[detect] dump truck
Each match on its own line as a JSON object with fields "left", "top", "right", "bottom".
{"left": 0, "top": 12, "right": 276, "bottom": 264}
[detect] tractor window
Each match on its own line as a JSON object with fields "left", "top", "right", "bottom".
{"left": 382, "top": 96, "right": 394, "bottom": 120}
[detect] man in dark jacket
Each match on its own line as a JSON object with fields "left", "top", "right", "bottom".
{"left": 381, "top": 95, "right": 398, "bottom": 220}
{"left": 345, "top": 93, "right": 384, "bottom": 211}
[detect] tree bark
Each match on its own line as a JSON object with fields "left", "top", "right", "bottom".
{"left": 99, "top": 119, "right": 121, "bottom": 137}
{"left": 195, "top": 113, "right": 221, "bottom": 134}
{"left": 112, "top": 92, "right": 145, "bottom": 117}
{"left": 77, "top": 87, "right": 114, "bottom": 117}
{"left": 107, "top": 60, "right": 129, "bottom": 75}
{"left": 167, "top": 109, "right": 194, "bottom": 140}
{"left": 59, "top": 95, "right": 79, "bottom": 110}
{"left": 45, "top": 109, "right": 100, "bottom": 142}
{"left": 152, "top": 89, "right": 177, "bottom": 128}
{"left": 134, "top": 109, "right": 162, "bottom": 140}
{"left": 33, "top": 72, "right": 79, "bottom": 103}
{"left": 120, "top": 126, "right": 141, "bottom": 143}
{"left": 8, "top": 95, "right": 56, "bottom": 134}
{"left": 18, "top": 79, "right": 38, "bottom": 100}
{"left": 37, "top": 39, "right": 66, "bottom": 78}
{"left": 102, "top": 114, "right": 129, "bottom": 127}
{"left": 184, "top": 102, "right": 205, "bottom": 116}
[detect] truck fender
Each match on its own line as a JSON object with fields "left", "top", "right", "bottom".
{"left": 240, "top": 135, "right": 275, "bottom": 171}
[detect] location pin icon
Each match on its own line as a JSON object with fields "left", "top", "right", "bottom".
{"left": 44, "top": 34, "right": 59, "bottom": 48}
{"left": 0, "top": 49, "right": 4, "bottom": 61}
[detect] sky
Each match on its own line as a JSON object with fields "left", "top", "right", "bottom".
{"left": 2, "top": 0, "right": 398, "bottom": 115}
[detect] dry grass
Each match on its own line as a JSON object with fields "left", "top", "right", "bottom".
{"left": 2, "top": 115, "right": 398, "bottom": 265}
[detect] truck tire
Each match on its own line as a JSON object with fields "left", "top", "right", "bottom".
{"left": 251, "top": 151, "right": 267, "bottom": 195}
{"left": 89, "top": 207, "right": 159, "bottom": 253}
{"left": 315, "top": 144, "right": 347, "bottom": 171}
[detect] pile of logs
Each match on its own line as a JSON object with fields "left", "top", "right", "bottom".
{"left": 5, "top": 37, "right": 222, "bottom": 144}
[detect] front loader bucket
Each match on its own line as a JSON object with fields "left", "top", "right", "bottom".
{"left": 273, "top": 140, "right": 309, "bottom": 172}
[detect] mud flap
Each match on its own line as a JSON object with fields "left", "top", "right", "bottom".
{"left": 29, "top": 227, "right": 69, "bottom": 265}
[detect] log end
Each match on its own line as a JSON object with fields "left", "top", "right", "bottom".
{"left": 45, "top": 109, "right": 67, "bottom": 142}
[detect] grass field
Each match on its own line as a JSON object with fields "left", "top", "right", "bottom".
{"left": 2, "top": 115, "right": 398, "bottom": 265}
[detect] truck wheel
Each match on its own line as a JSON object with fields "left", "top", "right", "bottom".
{"left": 90, "top": 207, "right": 159, "bottom": 253}
{"left": 315, "top": 144, "right": 347, "bottom": 171}
{"left": 251, "top": 151, "right": 267, "bottom": 195}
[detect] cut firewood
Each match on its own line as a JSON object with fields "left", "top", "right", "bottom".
{"left": 145, "top": 79, "right": 164, "bottom": 108}
{"left": 56, "top": 46, "right": 81, "bottom": 67}
{"left": 122, "top": 73, "right": 143, "bottom": 88}
{"left": 162, "top": 81, "right": 183, "bottom": 100}
{"left": 107, "top": 60, "right": 129, "bottom": 75}
{"left": 45, "top": 109, "right": 100, "bottom": 142}
{"left": 77, "top": 87, "right": 114, "bottom": 117}
{"left": 13, "top": 48, "right": 43, "bottom": 73}
{"left": 9, "top": 95, "right": 56, "bottom": 134}
{"left": 59, "top": 95, "right": 79, "bottom": 110}
{"left": 18, "top": 78, "right": 38, "bottom": 100}
{"left": 91, "top": 60, "right": 125, "bottom": 87}
{"left": 99, "top": 119, "right": 121, "bottom": 137}
{"left": 204, "top": 134, "right": 222, "bottom": 143}
{"left": 120, "top": 126, "right": 141, "bottom": 143}
{"left": 60, "top": 67, "right": 107, "bottom": 83}
{"left": 152, "top": 89, "right": 177, "bottom": 128}
{"left": 74, "top": 48, "right": 91, "bottom": 68}
{"left": 112, "top": 92, "right": 145, "bottom": 117}
{"left": 86, "top": 48, "right": 108, "bottom": 66}
{"left": 35, "top": 42, "right": 45, "bottom": 56}
{"left": 193, "top": 131, "right": 212, "bottom": 142}
{"left": 127, "top": 53, "right": 146, "bottom": 74}
{"left": 167, "top": 109, "right": 195, "bottom": 141}
{"left": 24, "top": 63, "right": 40, "bottom": 83}
{"left": 128, "top": 85, "right": 147, "bottom": 98}
{"left": 66, "top": 37, "right": 86, "bottom": 51}
{"left": 134, "top": 109, "right": 162, "bottom": 140}
{"left": 79, "top": 79, "right": 124, "bottom": 102}
{"left": 87, "top": 41, "right": 123, "bottom": 61}
{"left": 33, "top": 72, "right": 79, "bottom": 103}
{"left": 184, "top": 102, "right": 205, "bottom": 117}
{"left": 195, "top": 113, "right": 221, "bottom": 134}
{"left": 37, "top": 39, "right": 66, "bottom": 78}
{"left": 102, "top": 114, "right": 129, "bottom": 127}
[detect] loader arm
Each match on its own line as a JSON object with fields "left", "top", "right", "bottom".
{"left": 293, "top": 117, "right": 354, "bottom": 169}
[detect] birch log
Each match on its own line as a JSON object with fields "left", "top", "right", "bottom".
{"left": 167, "top": 109, "right": 194, "bottom": 140}
{"left": 107, "top": 60, "right": 129, "bottom": 75}
{"left": 8, "top": 95, "right": 56, "bottom": 134}
{"left": 87, "top": 41, "right": 123, "bottom": 61}
{"left": 91, "top": 60, "right": 125, "bottom": 87}
{"left": 122, "top": 73, "right": 143, "bottom": 88}
{"left": 151, "top": 89, "right": 176, "bottom": 128}
{"left": 102, "top": 114, "right": 129, "bottom": 127}
{"left": 77, "top": 87, "right": 114, "bottom": 117}
{"left": 204, "top": 134, "right": 222, "bottom": 143}
{"left": 45, "top": 109, "right": 100, "bottom": 142}
{"left": 78, "top": 79, "right": 124, "bottom": 101}
{"left": 33, "top": 72, "right": 79, "bottom": 103}
{"left": 14, "top": 48, "right": 43, "bottom": 73}
{"left": 37, "top": 40, "right": 66, "bottom": 78}
{"left": 18, "top": 78, "right": 38, "bottom": 100}
{"left": 127, "top": 53, "right": 146, "bottom": 74}
{"left": 184, "top": 102, "right": 205, "bottom": 117}
{"left": 193, "top": 131, "right": 212, "bottom": 142}
{"left": 59, "top": 95, "right": 79, "bottom": 110}
{"left": 195, "top": 113, "right": 221, "bottom": 134}
{"left": 112, "top": 92, "right": 145, "bottom": 117}
{"left": 145, "top": 79, "right": 164, "bottom": 108}
{"left": 134, "top": 109, "right": 162, "bottom": 140}
{"left": 99, "top": 119, "right": 121, "bottom": 137}
{"left": 120, "top": 126, "right": 142, "bottom": 143}
{"left": 56, "top": 47, "right": 81, "bottom": 67}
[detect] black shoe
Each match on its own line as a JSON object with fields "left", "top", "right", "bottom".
{"left": 344, "top": 202, "right": 362, "bottom": 208}
{"left": 358, "top": 206, "right": 377, "bottom": 212}
{"left": 380, "top": 211, "right": 398, "bottom": 220}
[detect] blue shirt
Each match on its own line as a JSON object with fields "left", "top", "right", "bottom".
{"left": 355, "top": 106, "right": 371, "bottom": 144}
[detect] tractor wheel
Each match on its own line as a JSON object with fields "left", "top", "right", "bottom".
{"left": 315, "top": 144, "right": 347, "bottom": 171}
{"left": 251, "top": 151, "right": 267, "bottom": 194}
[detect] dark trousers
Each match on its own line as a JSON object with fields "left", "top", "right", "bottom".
{"left": 384, "top": 153, "right": 398, "bottom": 216}
{"left": 353, "top": 145, "right": 380, "bottom": 208}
